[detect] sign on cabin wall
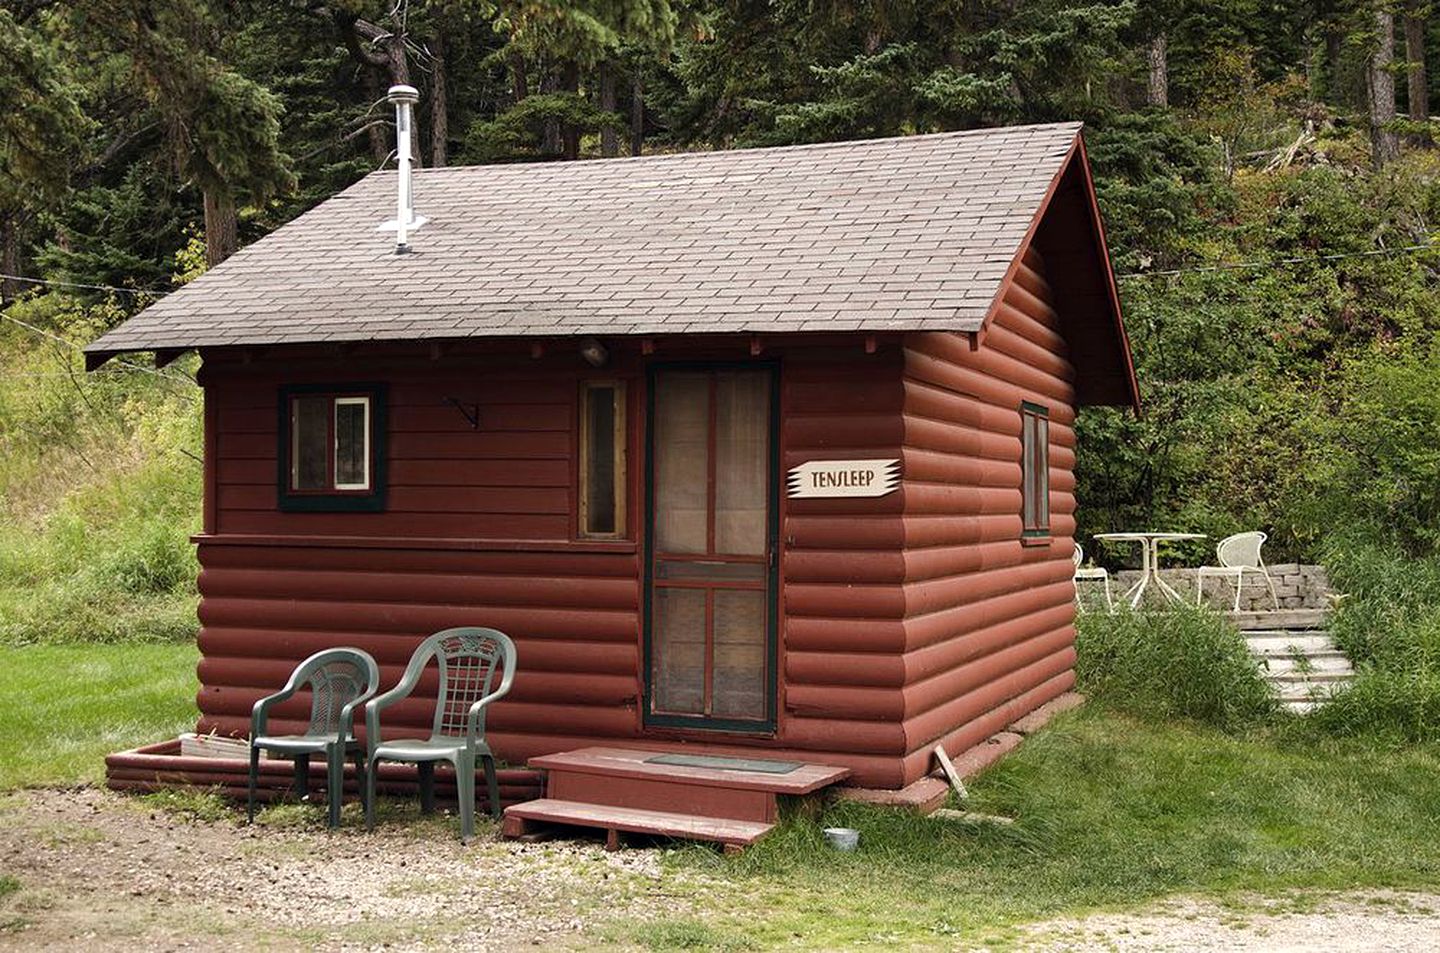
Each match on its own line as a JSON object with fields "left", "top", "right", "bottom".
{"left": 787, "top": 459, "right": 901, "bottom": 499}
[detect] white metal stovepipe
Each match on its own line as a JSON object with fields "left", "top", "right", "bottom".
{"left": 384, "top": 84, "right": 426, "bottom": 254}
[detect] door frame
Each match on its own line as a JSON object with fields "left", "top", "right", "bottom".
{"left": 641, "top": 360, "right": 782, "bottom": 734}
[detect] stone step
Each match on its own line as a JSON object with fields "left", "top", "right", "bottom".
{"left": 1272, "top": 676, "right": 1347, "bottom": 699}
{"left": 1255, "top": 654, "right": 1355, "bottom": 676}
{"left": 1227, "top": 609, "right": 1327, "bottom": 631}
{"left": 1244, "top": 632, "right": 1338, "bottom": 655}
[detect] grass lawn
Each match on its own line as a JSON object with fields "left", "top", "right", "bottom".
{"left": 0, "top": 643, "right": 198, "bottom": 789}
{"left": 626, "top": 708, "right": 1440, "bottom": 950}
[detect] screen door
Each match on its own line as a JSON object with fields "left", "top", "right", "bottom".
{"left": 645, "top": 366, "right": 777, "bottom": 731}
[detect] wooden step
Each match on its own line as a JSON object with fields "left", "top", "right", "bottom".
{"left": 529, "top": 747, "right": 850, "bottom": 824}
{"left": 502, "top": 798, "right": 774, "bottom": 849}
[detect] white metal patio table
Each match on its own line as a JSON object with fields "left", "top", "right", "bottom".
{"left": 1093, "top": 532, "right": 1207, "bottom": 609}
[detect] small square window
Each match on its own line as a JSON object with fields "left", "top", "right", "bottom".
{"left": 579, "top": 381, "right": 626, "bottom": 538}
{"left": 279, "top": 385, "right": 386, "bottom": 512}
{"left": 1021, "top": 402, "right": 1050, "bottom": 536}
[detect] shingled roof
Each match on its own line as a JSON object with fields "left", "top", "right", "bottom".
{"left": 86, "top": 121, "right": 1119, "bottom": 374}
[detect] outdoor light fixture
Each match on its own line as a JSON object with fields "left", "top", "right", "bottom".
{"left": 580, "top": 338, "right": 609, "bottom": 367}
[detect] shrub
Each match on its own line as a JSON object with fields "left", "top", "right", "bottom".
{"left": 1303, "top": 541, "right": 1440, "bottom": 743}
{"left": 1075, "top": 606, "right": 1277, "bottom": 732}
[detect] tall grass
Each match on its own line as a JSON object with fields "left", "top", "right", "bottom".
{"left": 1075, "top": 606, "right": 1278, "bottom": 731}
{"left": 1306, "top": 541, "right": 1440, "bottom": 743}
{"left": 0, "top": 293, "right": 202, "bottom": 646}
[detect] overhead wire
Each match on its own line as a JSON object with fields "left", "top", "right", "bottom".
{"left": 1115, "top": 242, "right": 1440, "bottom": 279}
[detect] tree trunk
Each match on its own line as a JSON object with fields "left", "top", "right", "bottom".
{"left": 540, "top": 67, "right": 562, "bottom": 157}
{"left": 1326, "top": 24, "right": 1345, "bottom": 104}
{"left": 561, "top": 61, "right": 581, "bottom": 160}
{"left": 509, "top": 52, "right": 529, "bottom": 105}
{"left": 362, "top": 68, "right": 390, "bottom": 163}
{"left": 1406, "top": 4, "right": 1431, "bottom": 144}
{"left": 431, "top": 31, "right": 449, "bottom": 166}
{"left": 1, "top": 212, "right": 19, "bottom": 305}
{"left": 631, "top": 66, "right": 645, "bottom": 157}
{"left": 1371, "top": 4, "right": 1401, "bottom": 168}
{"left": 203, "top": 189, "right": 238, "bottom": 267}
{"left": 599, "top": 61, "right": 619, "bottom": 157}
{"left": 1147, "top": 33, "right": 1169, "bottom": 107}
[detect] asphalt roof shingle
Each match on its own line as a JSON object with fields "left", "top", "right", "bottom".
{"left": 85, "top": 121, "right": 1083, "bottom": 359}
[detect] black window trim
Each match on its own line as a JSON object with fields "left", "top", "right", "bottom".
{"left": 277, "top": 382, "right": 388, "bottom": 513}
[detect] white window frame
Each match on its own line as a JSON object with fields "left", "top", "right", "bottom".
{"left": 332, "top": 396, "right": 371, "bottom": 491}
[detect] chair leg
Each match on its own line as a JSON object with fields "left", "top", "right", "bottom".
{"left": 1195, "top": 570, "right": 1204, "bottom": 607}
{"left": 1103, "top": 574, "right": 1114, "bottom": 613}
{"left": 247, "top": 745, "right": 260, "bottom": 824}
{"left": 1233, "top": 572, "right": 1243, "bottom": 613}
{"left": 456, "top": 753, "right": 476, "bottom": 843}
{"left": 418, "top": 761, "right": 436, "bottom": 814}
{"left": 353, "top": 751, "right": 368, "bottom": 813}
{"left": 365, "top": 755, "right": 380, "bottom": 831}
{"left": 326, "top": 746, "right": 344, "bottom": 829}
{"left": 293, "top": 753, "right": 310, "bottom": 799}
{"left": 482, "top": 754, "right": 501, "bottom": 821}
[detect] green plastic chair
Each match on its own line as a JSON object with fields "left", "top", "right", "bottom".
{"left": 248, "top": 647, "right": 381, "bottom": 828}
{"left": 364, "top": 627, "right": 517, "bottom": 841}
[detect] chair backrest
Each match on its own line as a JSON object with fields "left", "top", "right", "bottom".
{"left": 1073, "top": 542, "right": 1085, "bottom": 570}
{"left": 408, "top": 627, "right": 517, "bottom": 739}
{"left": 1216, "top": 531, "right": 1267, "bottom": 569}
{"left": 293, "top": 648, "right": 380, "bottom": 738}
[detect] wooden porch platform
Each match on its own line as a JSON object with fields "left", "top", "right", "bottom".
{"left": 503, "top": 746, "right": 850, "bottom": 851}
{"left": 106, "top": 738, "right": 542, "bottom": 811}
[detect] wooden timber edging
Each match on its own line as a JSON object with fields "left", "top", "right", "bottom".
{"left": 837, "top": 691, "right": 1085, "bottom": 813}
{"left": 105, "top": 739, "right": 543, "bottom": 811}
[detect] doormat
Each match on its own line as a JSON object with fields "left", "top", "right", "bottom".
{"left": 647, "top": 753, "right": 804, "bottom": 774}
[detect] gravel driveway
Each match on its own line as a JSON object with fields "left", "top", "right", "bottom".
{"left": 5, "top": 788, "right": 1439, "bottom": 951}
{"left": 0, "top": 788, "right": 722, "bottom": 951}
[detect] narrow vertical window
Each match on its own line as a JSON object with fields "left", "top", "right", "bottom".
{"left": 579, "top": 381, "right": 626, "bottom": 538}
{"left": 1021, "top": 401, "right": 1050, "bottom": 536}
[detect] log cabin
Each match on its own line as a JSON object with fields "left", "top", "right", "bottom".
{"left": 88, "top": 120, "right": 1138, "bottom": 837}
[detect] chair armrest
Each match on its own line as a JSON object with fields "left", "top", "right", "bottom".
{"left": 250, "top": 684, "right": 298, "bottom": 742}
{"left": 465, "top": 665, "right": 517, "bottom": 743}
{"left": 364, "top": 642, "right": 438, "bottom": 757}
{"left": 337, "top": 683, "right": 381, "bottom": 743}
{"left": 363, "top": 683, "right": 414, "bottom": 759}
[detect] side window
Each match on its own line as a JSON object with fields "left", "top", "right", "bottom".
{"left": 579, "top": 381, "right": 626, "bottom": 538}
{"left": 279, "top": 385, "right": 386, "bottom": 512}
{"left": 1021, "top": 401, "right": 1050, "bottom": 536}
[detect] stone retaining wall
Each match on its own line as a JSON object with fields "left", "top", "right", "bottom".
{"left": 1091, "top": 563, "right": 1332, "bottom": 611}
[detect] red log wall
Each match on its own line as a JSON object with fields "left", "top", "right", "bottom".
{"left": 195, "top": 340, "right": 918, "bottom": 787}
{"left": 191, "top": 269, "right": 1078, "bottom": 790}
{"left": 893, "top": 245, "right": 1079, "bottom": 784}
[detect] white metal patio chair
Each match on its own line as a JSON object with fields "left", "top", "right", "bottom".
{"left": 1195, "top": 531, "right": 1279, "bottom": 611}
{"left": 1073, "top": 542, "right": 1114, "bottom": 613}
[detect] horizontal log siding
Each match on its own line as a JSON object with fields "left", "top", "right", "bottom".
{"left": 894, "top": 246, "right": 1079, "bottom": 785}
{"left": 195, "top": 342, "right": 920, "bottom": 788}
{"left": 779, "top": 353, "right": 911, "bottom": 785}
